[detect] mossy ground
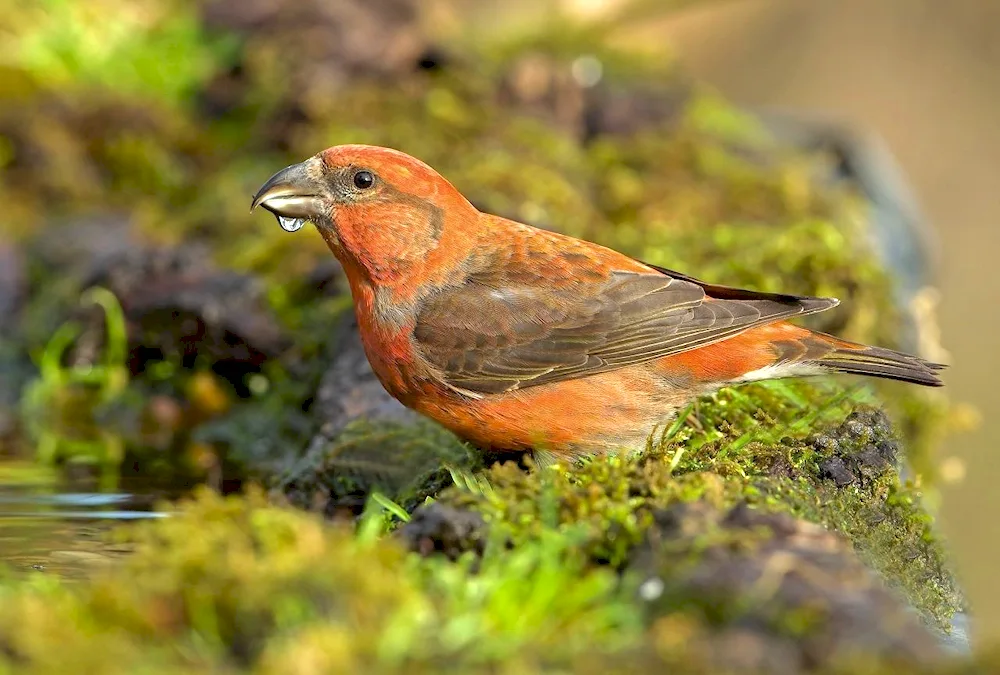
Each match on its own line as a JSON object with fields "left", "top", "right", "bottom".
{"left": 0, "top": 489, "right": 986, "bottom": 674}
{"left": 0, "top": 489, "right": 641, "bottom": 674}
{"left": 0, "top": 0, "right": 976, "bottom": 671}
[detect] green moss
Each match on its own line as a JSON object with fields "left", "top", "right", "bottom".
{"left": 682, "top": 91, "right": 772, "bottom": 145}
{"left": 0, "top": 489, "right": 642, "bottom": 674}
{"left": 0, "top": 487, "right": 977, "bottom": 674}
{"left": 438, "top": 382, "right": 961, "bottom": 630}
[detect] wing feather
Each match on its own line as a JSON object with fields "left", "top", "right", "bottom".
{"left": 413, "top": 260, "right": 837, "bottom": 395}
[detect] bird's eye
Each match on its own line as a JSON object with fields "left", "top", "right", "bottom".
{"left": 353, "top": 170, "right": 375, "bottom": 190}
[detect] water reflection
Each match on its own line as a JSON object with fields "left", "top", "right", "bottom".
{"left": 0, "top": 462, "right": 172, "bottom": 578}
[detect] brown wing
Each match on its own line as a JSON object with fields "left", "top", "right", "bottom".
{"left": 413, "top": 258, "right": 838, "bottom": 396}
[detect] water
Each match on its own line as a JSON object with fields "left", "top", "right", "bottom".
{"left": 277, "top": 215, "right": 306, "bottom": 232}
{"left": 0, "top": 462, "right": 173, "bottom": 579}
{"left": 945, "top": 612, "right": 973, "bottom": 654}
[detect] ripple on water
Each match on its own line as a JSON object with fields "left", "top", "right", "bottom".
{"left": 0, "top": 466, "right": 172, "bottom": 578}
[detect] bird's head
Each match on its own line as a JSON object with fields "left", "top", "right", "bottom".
{"left": 252, "top": 145, "right": 477, "bottom": 285}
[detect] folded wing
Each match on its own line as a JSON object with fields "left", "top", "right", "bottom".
{"left": 414, "top": 261, "right": 838, "bottom": 396}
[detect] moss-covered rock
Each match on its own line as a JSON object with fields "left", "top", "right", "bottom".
{"left": 2, "top": 0, "right": 952, "bottom": 482}
{"left": 433, "top": 393, "right": 961, "bottom": 631}
{"left": 279, "top": 417, "right": 480, "bottom": 516}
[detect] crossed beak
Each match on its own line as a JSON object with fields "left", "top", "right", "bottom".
{"left": 251, "top": 158, "right": 325, "bottom": 230}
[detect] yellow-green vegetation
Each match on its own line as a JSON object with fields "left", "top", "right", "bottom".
{"left": 19, "top": 287, "right": 130, "bottom": 487}
{"left": 6, "top": 0, "right": 233, "bottom": 102}
{"left": 0, "top": 489, "right": 641, "bottom": 674}
{"left": 0, "top": 489, "right": 989, "bottom": 674}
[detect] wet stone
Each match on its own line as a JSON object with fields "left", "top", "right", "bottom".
{"left": 82, "top": 243, "right": 290, "bottom": 386}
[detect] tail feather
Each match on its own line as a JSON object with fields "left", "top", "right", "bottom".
{"left": 812, "top": 337, "right": 945, "bottom": 387}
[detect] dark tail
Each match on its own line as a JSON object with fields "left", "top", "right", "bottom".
{"left": 814, "top": 337, "right": 945, "bottom": 387}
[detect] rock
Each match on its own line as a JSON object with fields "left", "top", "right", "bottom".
{"left": 26, "top": 215, "right": 138, "bottom": 272}
{"left": 818, "top": 456, "right": 855, "bottom": 487}
{"left": 199, "top": 0, "right": 429, "bottom": 128}
{"left": 16, "top": 223, "right": 293, "bottom": 467}
{"left": 583, "top": 80, "right": 694, "bottom": 140}
{"left": 813, "top": 407, "right": 899, "bottom": 487}
{"left": 25, "top": 221, "right": 290, "bottom": 394}
{"left": 201, "top": 0, "right": 424, "bottom": 71}
{"left": 81, "top": 242, "right": 290, "bottom": 386}
{"left": 277, "top": 314, "right": 479, "bottom": 516}
{"left": 398, "top": 502, "right": 487, "bottom": 560}
{"left": 631, "top": 501, "right": 946, "bottom": 673}
{"left": 307, "top": 314, "right": 418, "bottom": 435}
{"left": 0, "top": 242, "right": 25, "bottom": 325}
{"left": 277, "top": 415, "right": 476, "bottom": 518}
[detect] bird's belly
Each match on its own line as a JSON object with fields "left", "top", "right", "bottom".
{"left": 412, "top": 364, "right": 691, "bottom": 458}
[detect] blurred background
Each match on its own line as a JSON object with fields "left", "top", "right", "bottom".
{"left": 0, "top": 0, "right": 998, "bottom": 662}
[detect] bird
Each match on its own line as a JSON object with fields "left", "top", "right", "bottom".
{"left": 251, "top": 144, "right": 944, "bottom": 462}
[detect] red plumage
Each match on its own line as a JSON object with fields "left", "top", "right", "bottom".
{"left": 252, "top": 145, "right": 943, "bottom": 460}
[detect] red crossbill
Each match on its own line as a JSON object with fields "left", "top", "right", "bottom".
{"left": 252, "top": 145, "right": 943, "bottom": 461}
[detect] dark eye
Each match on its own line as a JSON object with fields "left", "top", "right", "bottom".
{"left": 353, "top": 170, "right": 375, "bottom": 190}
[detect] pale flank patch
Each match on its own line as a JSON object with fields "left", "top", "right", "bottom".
{"left": 734, "top": 362, "right": 826, "bottom": 384}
